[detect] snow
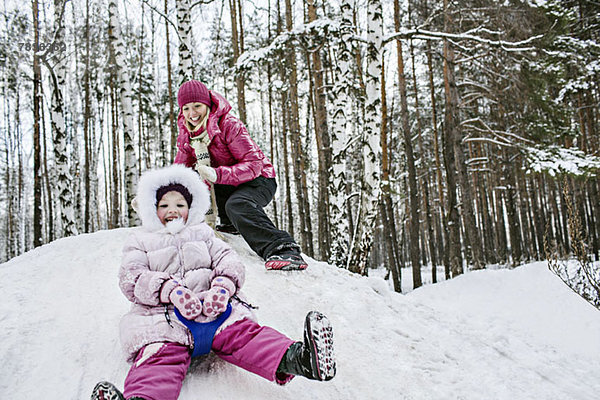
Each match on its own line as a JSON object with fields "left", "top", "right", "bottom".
{"left": 524, "top": 145, "right": 600, "bottom": 176}
{"left": 1, "top": 228, "right": 600, "bottom": 399}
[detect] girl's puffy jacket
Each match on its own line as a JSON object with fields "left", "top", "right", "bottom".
{"left": 174, "top": 90, "right": 275, "bottom": 186}
{"left": 118, "top": 165, "right": 255, "bottom": 361}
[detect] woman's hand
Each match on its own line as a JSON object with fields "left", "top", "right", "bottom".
{"left": 196, "top": 165, "right": 217, "bottom": 183}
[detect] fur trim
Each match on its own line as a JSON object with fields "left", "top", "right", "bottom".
{"left": 135, "top": 164, "right": 210, "bottom": 232}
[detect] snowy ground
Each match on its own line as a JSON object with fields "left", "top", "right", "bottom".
{"left": 1, "top": 228, "right": 599, "bottom": 399}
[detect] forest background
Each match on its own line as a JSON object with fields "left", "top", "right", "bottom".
{"left": 1, "top": 0, "right": 599, "bottom": 298}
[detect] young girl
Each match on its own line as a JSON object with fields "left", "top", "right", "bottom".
{"left": 90, "top": 165, "right": 335, "bottom": 400}
{"left": 174, "top": 79, "right": 308, "bottom": 271}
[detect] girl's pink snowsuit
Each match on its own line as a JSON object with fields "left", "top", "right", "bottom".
{"left": 118, "top": 165, "right": 294, "bottom": 400}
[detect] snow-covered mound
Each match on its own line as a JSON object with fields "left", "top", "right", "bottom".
{"left": 1, "top": 228, "right": 599, "bottom": 399}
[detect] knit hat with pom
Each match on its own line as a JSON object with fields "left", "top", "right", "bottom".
{"left": 177, "top": 80, "right": 211, "bottom": 108}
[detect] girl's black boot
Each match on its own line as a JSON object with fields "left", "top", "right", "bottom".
{"left": 276, "top": 311, "right": 336, "bottom": 381}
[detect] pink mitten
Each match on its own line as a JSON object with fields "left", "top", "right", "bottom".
{"left": 201, "top": 286, "right": 230, "bottom": 318}
{"left": 201, "top": 277, "right": 235, "bottom": 318}
{"left": 169, "top": 286, "right": 203, "bottom": 319}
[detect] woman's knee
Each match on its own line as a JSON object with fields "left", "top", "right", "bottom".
{"left": 225, "top": 195, "right": 252, "bottom": 217}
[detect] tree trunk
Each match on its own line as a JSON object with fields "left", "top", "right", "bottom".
{"left": 547, "top": 177, "right": 564, "bottom": 254}
{"left": 394, "top": 0, "right": 421, "bottom": 288}
{"left": 442, "top": 0, "right": 462, "bottom": 276}
{"left": 380, "top": 52, "right": 401, "bottom": 292}
{"left": 348, "top": 0, "right": 382, "bottom": 274}
{"left": 480, "top": 171, "right": 497, "bottom": 264}
{"left": 165, "top": 0, "right": 177, "bottom": 162}
{"left": 284, "top": 0, "right": 313, "bottom": 256}
{"left": 329, "top": 0, "right": 354, "bottom": 267}
{"left": 83, "top": 0, "right": 92, "bottom": 232}
{"left": 138, "top": 11, "right": 146, "bottom": 173}
{"left": 16, "top": 91, "right": 25, "bottom": 253}
{"left": 306, "top": 0, "right": 332, "bottom": 261}
{"left": 504, "top": 151, "right": 522, "bottom": 266}
{"left": 589, "top": 179, "right": 600, "bottom": 259}
{"left": 426, "top": 38, "right": 449, "bottom": 279}
{"left": 516, "top": 165, "right": 532, "bottom": 261}
{"left": 530, "top": 175, "right": 546, "bottom": 260}
{"left": 493, "top": 181, "right": 508, "bottom": 264}
{"left": 41, "top": 93, "right": 53, "bottom": 242}
{"left": 175, "top": 0, "right": 193, "bottom": 86}
{"left": 46, "top": 0, "right": 78, "bottom": 238}
{"left": 409, "top": 36, "right": 437, "bottom": 277}
{"left": 110, "top": 81, "right": 120, "bottom": 228}
{"left": 229, "top": 0, "right": 247, "bottom": 122}
{"left": 32, "top": 0, "right": 43, "bottom": 247}
{"left": 108, "top": 0, "right": 138, "bottom": 226}
{"left": 443, "top": 26, "right": 484, "bottom": 270}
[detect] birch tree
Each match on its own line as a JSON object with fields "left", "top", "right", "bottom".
{"left": 348, "top": 0, "right": 383, "bottom": 274}
{"left": 46, "top": 0, "right": 77, "bottom": 238}
{"left": 176, "top": 0, "right": 193, "bottom": 86}
{"left": 329, "top": 0, "right": 354, "bottom": 267}
{"left": 108, "top": 0, "right": 138, "bottom": 225}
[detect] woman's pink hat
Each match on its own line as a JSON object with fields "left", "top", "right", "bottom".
{"left": 177, "top": 80, "right": 211, "bottom": 108}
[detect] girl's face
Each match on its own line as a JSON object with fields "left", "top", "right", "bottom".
{"left": 157, "top": 191, "right": 189, "bottom": 225}
{"left": 182, "top": 102, "right": 209, "bottom": 127}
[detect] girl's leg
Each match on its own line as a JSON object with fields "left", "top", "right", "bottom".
{"left": 212, "top": 318, "right": 296, "bottom": 385}
{"left": 123, "top": 342, "right": 191, "bottom": 400}
{"left": 224, "top": 176, "right": 300, "bottom": 259}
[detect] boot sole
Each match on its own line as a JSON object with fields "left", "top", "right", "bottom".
{"left": 91, "top": 381, "right": 125, "bottom": 400}
{"left": 265, "top": 260, "right": 308, "bottom": 270}
{"left": 305, "top": 311, "right": 336, "bottom": 381}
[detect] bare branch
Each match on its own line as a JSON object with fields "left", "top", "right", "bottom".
{"left": 190, "top": 0, "right": 216, "bottom": 10}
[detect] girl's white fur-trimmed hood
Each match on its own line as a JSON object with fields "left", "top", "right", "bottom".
{"left": 133, "top": 164, "right": 210, "bottom": 232}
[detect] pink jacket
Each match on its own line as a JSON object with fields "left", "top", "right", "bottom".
{"left": 118, "top": 165, "right": 255, "bottom": 361}
{"left": 174, "top": 91, "right": 275, "bottom": 186}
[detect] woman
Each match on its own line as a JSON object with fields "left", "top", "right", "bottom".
{"left": 174, "top": 79, "right": 307, "bottom": 270}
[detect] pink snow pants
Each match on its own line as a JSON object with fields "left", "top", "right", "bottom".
{"left": 123, "top": 318, "right": 296, "bottom": 400}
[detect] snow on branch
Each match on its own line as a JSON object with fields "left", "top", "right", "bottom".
{"left": 237, "top": 16, "right": 543, "bottom": 73}
{"left": 523, "top": 145, "right": 600, "bottom": 177}
{"left": 383, "top": 27, "right": 543, "bottom": 52}
{"left": 235, "top": 18, "right": 339, "bottom": 72}
{"left": 464, "top": 137, "right": 514, "bottom": 148}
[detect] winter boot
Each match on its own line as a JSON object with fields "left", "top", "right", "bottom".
{"left": 265, "top": 252, "right": 308, "bottom": 270}
{"left": 276, "top": 311, "right": 336, "bottom": 381}
{"left": 215, "top": 223, "right": 240, "bottom": 235}
{"left": 90, "top": 381, "right": 125, "bottom": 400}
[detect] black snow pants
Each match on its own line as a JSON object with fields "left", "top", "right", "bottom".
{"left": 214, "top": 176, "right": 300, "bottom": 260}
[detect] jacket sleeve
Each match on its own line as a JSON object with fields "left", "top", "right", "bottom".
{"left": 118, "top": 234, "right": 172, "bottom": 306}
{"left": 214, "top": 115, "right": 265, "bottom": 186}
{"left": 174, "top": 113, "right": 197, "bottom": 168}
{"left": 205, "top": 233, "right": 246, "bottom": 294}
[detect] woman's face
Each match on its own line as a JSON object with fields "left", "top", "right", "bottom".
{"left": 182, "top": 102, "right": 209, "bottom": 127}
{"left": 156, "top": 191, "right": 189, "bottom": 225}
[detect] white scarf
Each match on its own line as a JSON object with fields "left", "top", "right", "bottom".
{"left": 189, "top": 112, "right": 218, "bottom": 228}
